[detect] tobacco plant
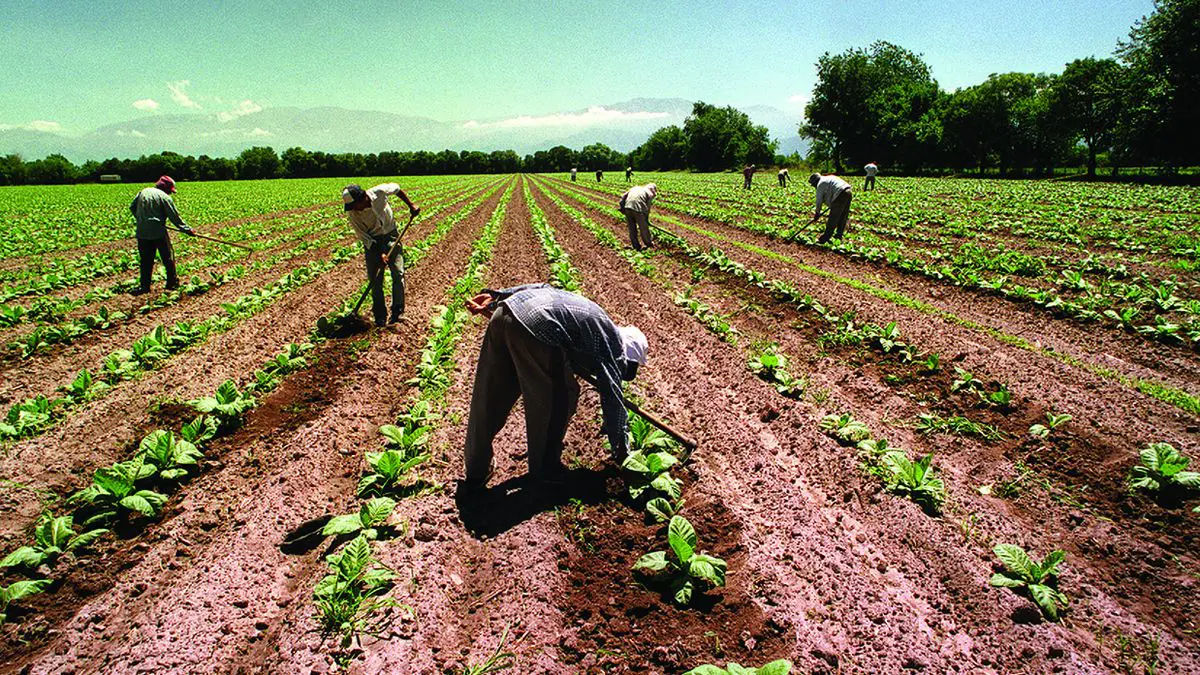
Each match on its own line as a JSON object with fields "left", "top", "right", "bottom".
{"left": 69, "top": 457, "right": 168, "bottom": 526}
{"left": 0, "top": 514, "right": 108, "bottom": 570}
{"left": 189, "top": 380, "right": 255, "bottom": 430}
{"left": 1, "top": 579, "right": 51, "bottom": 623}
{"left": 820, "top": 413, "right": 871, "bottom": 444}
{"left": 879, "top": 452, "right": 946, "bottom": 513}
{"left": 313, "top": 534, "right": 401, "bottom": 649}
{"left": 1029, "top": 412, "right": 1072, "bottom": 439}
{"left": 747, "top": 347, "right": 806, "bottom": 398}
{"left": 322, "top": 498, "right": 398, "bottom": 540}
{"left": 622, "top": 449, "right": 683, "bottom": 502}
{"left": 1129, "top": 442, "right": 1199, "bottom": 495}
{"left": 633, "top": 515, "right": 727, "bottom": 606}
{"left": 358, "top": 447, "right": 431, "bottom": 497}
{"left": 137, "top": 430, "right": 204, "bottom": 481}
{"left": 989, "top": 544, "right": 1069, "bottom": 621}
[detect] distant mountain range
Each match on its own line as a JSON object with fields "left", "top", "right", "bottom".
{"left": 0, "top": 98, "right": 806, "bottom": 162}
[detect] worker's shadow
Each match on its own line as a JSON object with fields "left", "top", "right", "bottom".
{"left": 454, "top": 468, "right": 613, "bottom": 538}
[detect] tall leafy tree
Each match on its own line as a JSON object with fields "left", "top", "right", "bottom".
{"left": 236, "top": 146, "right": 281, "bottom": 179}
{"left": 682, "top": 102, "right": 775, "bottom": 171}
{"left": 633, "top": 126, "right": 687, "bottom": 170}
{"left": 1052, "top": 58, "right": 1124, "bottom": 176}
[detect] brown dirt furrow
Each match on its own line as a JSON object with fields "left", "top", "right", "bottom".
{"left": 0, "top": 192, "right": 482, "bottom": 548}
{"left": 558, "top": 178, "right": 1200, "bottom": 400}
{"left": 531, "top": 180, "right": 1199, "bottom": 673}
{"left": 3, "top": 183, "right": 507, "bottom": 674}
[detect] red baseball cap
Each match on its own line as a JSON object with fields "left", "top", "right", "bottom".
{"left": 156, "top": 176, "right": 176, "bottom": 193}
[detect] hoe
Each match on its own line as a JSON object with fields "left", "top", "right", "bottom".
{"left": 334, "top": 210, "right": 419, "bottom": 333}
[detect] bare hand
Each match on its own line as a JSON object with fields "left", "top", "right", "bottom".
{"left": 380, "top": 253, "right": 389, "bottom": 265}
{"left": 466, "top": 292, "right": 495, "bottom": 317}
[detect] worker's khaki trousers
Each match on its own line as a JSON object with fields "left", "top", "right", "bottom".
{"left": 818, "top": 189, "right": 853, "bottom": 244}
{"left": 464, "top": 306, "right": 579, "bottom": 487}
{"left": 623, "top": 208, "right": 653, "bottom": 250}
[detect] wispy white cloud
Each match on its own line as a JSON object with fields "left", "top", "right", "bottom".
{"left": 133, "top": 98, "right": 160, "bottom": 111}
{"left": 462, "top": 106, "right": 670, "bottom": 130}
{"left": 787, "top": 93, "right": 808, "bottom": 108}
{"left": 0, "top": 120, "right": 64, "bottom": 133}
{"left": 246, "top": 127, "right": 271, "bottom": 137}
{"left": 167, "top": 80, "right": 201, "bottom": 109}
{"left": 115, "top": 129, "right": 147, "bottom": 138}
{"left": 217, "top": 99, "right": 263, "bottom": 122}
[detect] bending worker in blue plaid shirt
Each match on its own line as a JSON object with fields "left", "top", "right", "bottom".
{"left": 462, "top": 284, "right": 649, "bottom": 490}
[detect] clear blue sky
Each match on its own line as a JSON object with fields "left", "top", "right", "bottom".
{"left": 0, "top": 0, "right": 1154, "bottom": 134}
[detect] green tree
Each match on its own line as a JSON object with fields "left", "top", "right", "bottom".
{"left": 0, "top": 154, "right": 27, "bottom": 185}
{"left": 1052, "top": 58, "right": 1124, "bottom": 176}
{"left": 683, "top": 102, "right": 775, "bottom": 171}
{"left": 802, "top": 41, "right": 941, "bottom": 171}
{"left": 1117, "top": 0, "right": 1200, "bottom": 166}
{"left": 26, "top": 154, "right": 77, "bottom": 184}
{"left": 236, "top": 146, "right": 281, "bottom": 179}
{"left": 633, "top": 125, "right": 687, "bottom": 170}
{"left": 578, "top": 143, "right": 621, "bottom": 171}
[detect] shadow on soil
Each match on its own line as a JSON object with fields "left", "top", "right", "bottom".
{"left": 453, "top": 467, "right": 612, "bottom": 538}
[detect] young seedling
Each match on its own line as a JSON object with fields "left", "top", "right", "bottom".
{"left": 188, "top": 380, "right": 255, "bottom": 431}
{"left": 951, "top": 367, "right": 984, "bottom": 394}
{"left": 632, "top": 515, "right": 727, "bottom": 606}
{"left": 629, "top": 413, "right": 679, "bottom": 454}
{"left": 989, "top": 544, "right": 1069, "bottom": 621}
{"left": 1028, "top": 412, "right": 1072, "bottom": 440}
{"left": 819, "top": 413, "right": 871, "bottom": 444}
{"left": 0, "top": 514, "right": 108, "bottom": 570}
{"left": 137, "top": 430, "right": 203, "bottom": 481}
{"left": 313, "top": 534, "right": 402, "bottom": 650}
{"left": 622, "top": 449, "right": 683, "bottom": 502}
{"left": 357, "top": 448, "right": 431, "bottom": 497}
{"left": 69, "top": 457, "right": 168, "bottom": 526}
{"left": 880, "top": 452, "right": 946, "bottom": 514}
{"left": 685, "top": 660, "right": 793, "bottom": 675}
{"left": 1, "top": 579, "right": 51, "bottom": 623}
{"left": 746, "top": 347, "right": 806, "bottom": 398}
{"left": 645, "top": 496, "right": 685, "bottom": 524}
{"left": 322, "top": 498, "right": 399, "bottom": 540}
{"left": 919, "top": 352, "right": 941, "bottom": 373}
{"left": 1129, "top": 442, "right": 1199, "bottom": 496}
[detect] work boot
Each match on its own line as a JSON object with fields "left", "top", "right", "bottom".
{"left": 165, "top": 282, "right": 180, "bottom": 291}
{"left": 130, "top": 287, "right": 150, "bottom": 296}
{"left": 388, "top": 312, "right": 404, "bottom": 325}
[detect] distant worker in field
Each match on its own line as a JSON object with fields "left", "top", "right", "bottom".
{"left": 461, "top": 284, "right": 649, "bottom": 490}
{"left": 864, "top": 162, "right": 879, "bottom": 191}
{"left": 130, "top": 175, "right": 194, "bottom": 296}
{"left": 342, "top": 183, "right": 420, "bottom": 327}
{"left": 808, "top": 173, "right": 853, "bottom": 244}
{"left": 742, "top": 164, "right": 755, "bottom": 190}
{"left": 619, "top": 182, "right": 657, "bottom": 251}
{"left": 777, "top": 168, "right": 790, "bottom": 187}
{"left": 596, "top": 169, "right": 603, "bottom": 182}
{"left": 625, "top": 166, "right": 633, "bottom": 182}
{"left": 570, "top": 168, "right": 578, "bottom": 182}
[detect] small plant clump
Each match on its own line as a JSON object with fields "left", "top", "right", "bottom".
{"left": 685, "top": 660, "right": 793, "bottom": 675}
{"left": 989, "top": 544, "right": 1069, "bottom": 621}
{"left": 633, "top": 515, "right": 727, "bottom": 606}
{"left": 1129, "top": 442, "right": 1199, "bottom": 496}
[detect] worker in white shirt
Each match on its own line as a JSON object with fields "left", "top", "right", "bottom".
{"left": 342, "top": 183, "right": 420, "bottom": 326}
{"left": 570, "top": 168, "right": 578, "bottom": 182}
{"left": 864, "top": 162, "right": 879, "bottom": 191}
{"left": 777, "top": 168, "right": 790, "bottom": 188}
{"left": 807, "top": 173, "right": 853, "bottom": 244}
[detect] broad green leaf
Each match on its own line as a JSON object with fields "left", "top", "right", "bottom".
{"left": 689, "top": 553, "right": 728, "bottom": 587}
{"left": 2, "top": 579, "right": 52, "bottom": 603}
{"left": 337, "top": 535, "right": 374, "bottom": 579}
{"left": 683, "top": 666, "right": 728, "bottom": 675}
{"left": 622, "top": 451, "right": 651, "bottom": 475}
{"left": 1039, "top": 550, "right": 1066, "bottom": 579}
{"left": 1028, "top": 583, "right": 1062, "bottom": 621}
{"left": 1175, "top": 471, "right": 1200, "bottom": 488}
{"left": 672, "top": 577, "right": 694, "bottom": 606}
{"left": 67, "top": 528, "right": 108, "bottom": 551}
{"left": 988, "top": 572, "right": 1026, "bottom": 588}
{"left": 649, "top": 473, "right": 683, "bottom": 500}
{"left": 0, "top": 547, "right": 46, "bottom": 569}
{"left": 361, "top": 498, "right": 397, "bottom": 527}
{"left": 993, "top": 544, "right": 1036, "bottom": 581}
{"left": 632, "top": 550, "right": 670, "bottom": 574}
{"left": 668, "top": 516, "right": 697, "bottom": 563}
{"left": 756, "top": 661, "right": 794, "bottom": 675}
{"left": 645, "top": 498, "right": 676, "bottom": 523}
{"left": 323, "top": 514, "right": 365, "bottom": 536}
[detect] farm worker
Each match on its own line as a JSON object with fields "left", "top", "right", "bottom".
{"left": 864, "top": 162, "right": 879, "bottom": 191}
{"left": 742, "top": 164, "right": 755, "bottom": 189}
{"left": 462, "top": 284, "right": 649, "bottom": 489}
{"left": 570, "top": 168, "right": 578, "bottom": 182}
{"left": 777, "top": 168, "right": 790, "bottom": 187}
{"left": 808, "top": 173, "right": 853, "bottom": 244}
{"left": 625, "top": 166, "right": 633, "bottom": 182}
{"left": 619, "top": 183, "right": 657, "bottom": 251}
{"left": 130, "top": 175, "right": 194, "bottom": 296}
{"left": 595, "top": 169, "right": 603, "bottom": 182}
{"left": 342, "top": 183, "right": 420, "bottom": 327}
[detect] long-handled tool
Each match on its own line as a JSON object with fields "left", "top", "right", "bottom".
{"left": 579, "top": 373, "right": 697, "bottom": 451}
{"left": 169, "top": 226, "right": 252, "bottom": 251}
{"left": 339, "top": 211, "right": 418, "bottom": 326}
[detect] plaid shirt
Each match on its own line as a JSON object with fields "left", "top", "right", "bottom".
{"left": 489, "top": 284, "right": 629, "bottom": 458}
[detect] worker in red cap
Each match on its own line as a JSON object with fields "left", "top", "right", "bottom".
{"left": 130, "top": 176, "right": 194, "bottom": 295}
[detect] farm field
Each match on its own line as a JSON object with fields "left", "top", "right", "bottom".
{"left": 0, "top": 173, "right": 1197, "bottom": 674}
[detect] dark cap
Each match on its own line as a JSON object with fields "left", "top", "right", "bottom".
{"left": 341, "top": 184, "right": 366, "bottom": 211}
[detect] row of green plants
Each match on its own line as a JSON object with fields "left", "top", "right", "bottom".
{"left": 523, "top": 181, "right": 582, "bottom": 292}
{"left": 1, "top": 181, "right": 501, "bottom": 444}
{"left": 0, "top": 341, "right": 313, "bottom": 623}
{"left": 312, "top": 180, "right": 514, "bottom": 658}
{"left": 530, "top": 179, "right": 790, "bottom": 672}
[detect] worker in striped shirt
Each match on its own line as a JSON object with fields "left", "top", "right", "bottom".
{"left": 461, "top": 284, "right": 649, "bottom": 491}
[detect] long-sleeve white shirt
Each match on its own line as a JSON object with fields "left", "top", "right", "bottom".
{"left": 345, "top": 183, "right": 404, "bottom": 246}
{"left": 619, "top": 185, "right": 655, "bottom": 213}
{"left": 814, "top": 175, "right": 852, "bottom": 213}
{"left": 864, "top": 163, "right": 879, "bottom": 176}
